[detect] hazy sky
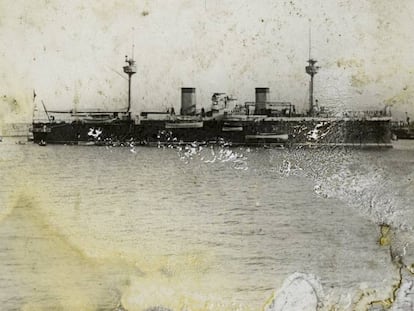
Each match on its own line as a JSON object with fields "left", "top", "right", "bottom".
{"left": 1, "top": 0, "right": 414, "bottom": 122}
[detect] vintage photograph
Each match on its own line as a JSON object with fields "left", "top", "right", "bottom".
{"left": 1, "top": 1, "right": 414, "bottom": 310}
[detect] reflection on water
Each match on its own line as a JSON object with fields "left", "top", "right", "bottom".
{"left": 0, "top": 139, "right": 413, "bottom": 310}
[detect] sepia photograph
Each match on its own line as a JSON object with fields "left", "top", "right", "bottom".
{"left": 1, "top": 1, "right": 414, "bottom": 310}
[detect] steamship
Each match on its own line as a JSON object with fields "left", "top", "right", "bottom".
{"left": 32, "top": 55, "right": 392, "bottom": 148}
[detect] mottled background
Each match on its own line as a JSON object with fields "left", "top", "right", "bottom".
{"left": 1, "top": 2, "right": 414, "bottom": 310}
{"left": 1, "top": 0, "right": 414, "bottom": 124}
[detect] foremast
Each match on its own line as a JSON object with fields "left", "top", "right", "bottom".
{"left": 123, "top": 52, "right": 137, "bottom": 115}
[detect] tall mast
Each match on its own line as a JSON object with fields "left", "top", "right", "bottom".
{"left": 123, "top": 47, "right": 137, "bottom": 114}
{"left": 305, "top": 21, "right": 320, "bottom": 116}
{"left": 309, "top": 21, "right": 311, "bottom": 60}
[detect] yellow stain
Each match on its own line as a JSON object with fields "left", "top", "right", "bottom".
{"left": 379, "top": 224, "right": 391, "bottom": 246}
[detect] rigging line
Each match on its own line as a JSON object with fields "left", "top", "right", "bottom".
{"left": 106, "top": 66, "right": 128, "bottom": 81}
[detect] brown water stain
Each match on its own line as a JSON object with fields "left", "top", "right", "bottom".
{"left": 0, "top": 178, "right": 236, "bottom": 311}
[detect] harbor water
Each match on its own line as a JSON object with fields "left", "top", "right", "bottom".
{"left": 0, "top": 139, "right": 413, "bottom": 310}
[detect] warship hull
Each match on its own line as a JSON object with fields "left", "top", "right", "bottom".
{"left": 32, "top": 117, "right": 392, "bottom": 148}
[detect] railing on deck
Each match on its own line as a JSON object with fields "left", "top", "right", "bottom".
{"left": 338, "top": 109, "right": 391, "bottom": 119}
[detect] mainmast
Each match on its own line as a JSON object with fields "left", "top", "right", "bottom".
{"left": 305, "top": 22, "right": 320, "bottom": 116}
{"left": 123, "top": 47, "right": 137, "bottom": 114}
